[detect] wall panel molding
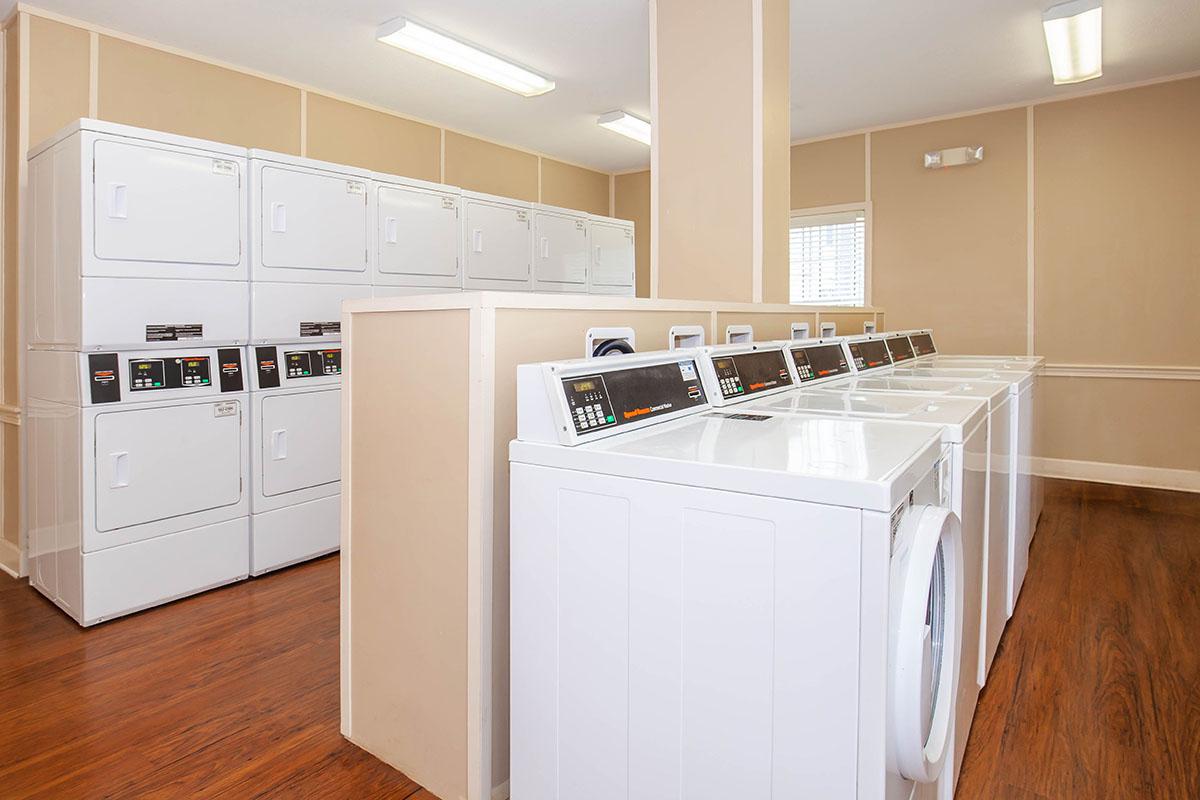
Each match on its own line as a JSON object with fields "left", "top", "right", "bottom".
{"left": 1042, "top": 364, "right": 1200, "bottom": 381}
{"left": 0, "top": 535, "right": 22, "bottom": 576}
{"left": 0, "top": 404, "right": 20, "bottom": 424}
{"left": 1033, "top": 456, "right": 1200, "bottom": 494}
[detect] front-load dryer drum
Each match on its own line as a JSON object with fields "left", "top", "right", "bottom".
{"left": 889, "top": 504, "right": 963, "bottom": 786}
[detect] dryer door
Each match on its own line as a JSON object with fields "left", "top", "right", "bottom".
{"left": 377, "top": 184, "right": 460, "bottom": 285}
{"left": 259, "top": 389, "right": 340, "bottom": 497}
{"left": 93, "top": 400, "right": 244, "bottom": 540}
{"left": 888, "top": 504, "right": 963, "bottom": 785}
{"left": 259, "top": 166, "right": 369, "bottom": 277}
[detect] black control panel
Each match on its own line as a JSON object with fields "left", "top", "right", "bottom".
{"left": 561, "top": 359, "right": 706, "bottom": 435}
{"left": 886, "top": 336, "right": 917, "bottom": 362}
{"left": 711, "top": 351, "right": 793, "bottom": 400}
{"left": 217, "top": 348, "right": 245, "bottom": 392}
{"left": 129, "top": 356, "right": 212, "bottom": 391}
{"left": 255, "top": 346, "right": 281, "bottom": 389}
{"left": 848, "top": 339, "right": 893, "bottom": 372}
{"left": 910, "top": 333, "right": 937, "bottom": 356}
{"left": 791, "top": 344, "right": 852, "bottom": 383}
{"left": 88, "top": 353, "right": 121, "bottom": 404}
{"left": 283, "top": 348, "right": 342, "bottom": 379}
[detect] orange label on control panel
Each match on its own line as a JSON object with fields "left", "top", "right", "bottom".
{"left": 623, "top": 407, "right": 651, "bottom": 420}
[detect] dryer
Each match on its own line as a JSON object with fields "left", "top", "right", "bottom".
{"left": 373, "top": 173, "right": 463, "bottom": 289}
{"left": 532, "top": 203, "right": 590, "bottom": 294}
{"left": 27, "top": 119, "right": 249, "bottom": 351}
{"left": 461, "top": 190, "right": 534, "bottom": 291}
{"left": 511, "top": 350, "right": 963, "bottom": 800}
{"left": 26, "top": 346, "right": 250, "bottom": 625}
{"left": 587, "top": 215, "right": 636, "bottom": 296}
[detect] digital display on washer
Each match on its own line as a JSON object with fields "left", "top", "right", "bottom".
{"left": 129, "top": 356, "right": 211, "bottom": 391}
{"left": 886, "top": 336, "right": 916, "bottom": 362}
{"left": 848, "top": 339, "right": 893, "bottom": 372}
{"left": 561, "top": 360, "right": 706, "bottom": 435}
{"left": 790, "top": 344, "right": 852, "bottom": 383}
{"left": 910, "top": 333, "right": 937, "bottom": 356}
{"left": 710, "top": 350, "right": 793, "bottom": 400}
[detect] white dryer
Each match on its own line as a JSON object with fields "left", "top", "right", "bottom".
{"left": 26, "top": 346, "right": 250, "bottom": 625}
{"left": 373, "top": 173, "right": 463, "bottom": 289}
{"left": 511, "top": 350, "right": 963, "bottom": 800}
{"left": 247, "top": 343, "right": 342, "bottom": 575}
{"left": 532, "top": 204, "right": 590, "bottom": 294}
{"left": 461, "top": 190, "right": 533, "bottom": 291}
{"left": 27, "top": 119, "right": 249, "bottom": 351}
{"left": 587, "top": 215, "right": 636, "bottom": 296}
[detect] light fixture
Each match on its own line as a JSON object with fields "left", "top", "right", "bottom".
{"left": 923, "top": 146, "right": 984, "bottom": 169}
{"left": 1042, "top": 0, "right": 1102, "bottom": 85}
{"left": 597, "top": 111, "right": 651, "bottom": 146}
{"left": 376, "top": 17, "right": 555, "bottom": 97}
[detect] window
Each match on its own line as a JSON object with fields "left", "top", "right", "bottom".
{"left": 789, "top": 208, "right": 866, "bottom": 306}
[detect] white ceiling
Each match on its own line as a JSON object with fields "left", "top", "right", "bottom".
{"left": 18, "top": 0, "right": 1200, "bottom": 173}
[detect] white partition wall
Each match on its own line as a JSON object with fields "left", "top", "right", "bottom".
{"left": 374, "top": 174, "right": 463, "bottom": 289}
{"left": 462, "top": 191, "right": 534, "bottom": 291}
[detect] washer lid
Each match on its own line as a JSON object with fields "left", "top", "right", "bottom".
{"left": 746, "top": 389, "right": 986, "bottom": 444}
{"left": 510, "top": 412, "right": 943, "bottom": 512}
{"left": 838, "top": 375, "right": 1012, "bottom": 405}
{"left": 894, "top": 366, "right": 1034, "bottom": 392}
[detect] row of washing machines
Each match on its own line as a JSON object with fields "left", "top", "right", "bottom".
{"left": 509, "top": 329, "right": 1042, "bottom": 800}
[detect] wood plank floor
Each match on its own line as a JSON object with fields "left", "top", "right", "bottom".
{"left": 1, "top": 478, "right": 1197, "bottom": 798}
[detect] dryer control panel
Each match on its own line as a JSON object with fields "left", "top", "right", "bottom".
{"left": 909, "top": 332, "right": 937, "bottom": 356}
{"left": 87, "top": 348, "right": 244, "bottom": 404}
{"left": 255, "top": 346, "right": 341, "bottom": 388}
{"left": 709, "top": 350, "right": 793, "bottom": 400}
{"left": 848, "top": 339, "right": 893, "bottom": 372}
{"left": 790, "top": 343, "right": 852, "bottom": 383}
{"left": 886, "top": 336, "right": 917, "bottom": 363}
{"left": 560, "top": 359, "right": 706, "bottom": 435}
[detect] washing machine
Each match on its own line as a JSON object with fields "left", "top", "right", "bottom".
{"left": 898, "top": 330, "right": 1045, "bottom": 370}
{"left": 695, "top": 341, "right": 988, "bottom": 798}
{"left": 27, "top": 118, "right": 249, "bottom": 351}
{"left": 25, "top": 346, "right": 250, "bottom": 625}
{"left": 511, "top": 349, "right": 963, "bottom": 800}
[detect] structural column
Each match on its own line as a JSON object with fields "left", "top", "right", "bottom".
{"left": 651, "top": 0, "right": 790, "bottom": 303}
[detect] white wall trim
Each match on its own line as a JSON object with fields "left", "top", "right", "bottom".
{"left": 647, "top": 0, "right": 660, "bottom": 299}
{"left": 491, "top": 780, "right": 511, "bottom": 800}
{"left": 87, "top": 29, "right": 98, "bottom": 117}
{"left": 298, "top": 88, "right": 307, "bottom": 157}
{"left": 1042, "top": 364, "right": 1200, "bottom": 381}
{"left": 750, "top": 0, "right": 764, "bottom": 304}
{"left": 1, "top": 537, "right": 22, "bottom": 578}
{"left": 1034, "top": 457, "right": 1200, "bottom": 494}
{"left": 1025, "top": 105, "right": 1035, "bottom": 356}
{"left": 863, "top": 132, "right": 873, "bottom": 305}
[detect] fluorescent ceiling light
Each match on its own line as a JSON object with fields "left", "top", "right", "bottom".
{"left": 1042, "top": 0, "right": 1102, "bottom": 85}
{"left": 377, "top": 17, "right": 555, "bottom": 97}
{"left": 597, "top": 111, "right": 651, "bottom": 146}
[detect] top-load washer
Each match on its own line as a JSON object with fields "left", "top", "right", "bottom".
{"left": 695, "top": 341, "right": 988, "bottom": 799}
{"left": 373, "top": 173, "right": 463, "bottom": 289}
{"left": 898, "top": 330, "right": 1045, "bottom": 370}
{"left": 27, "top": 119, "right": 250, "bottom": 350}
{"left": 511, "top": 349, "right": 963, "bottom": 800}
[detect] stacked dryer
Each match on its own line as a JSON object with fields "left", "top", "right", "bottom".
{"left": 25, "top": 120, "right": 251, "bottom": 624}
{"left": 246, "top": 151, "right": 375, "bottom": 575}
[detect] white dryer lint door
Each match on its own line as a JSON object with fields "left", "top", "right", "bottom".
{"left": 94, "top": 401, "right": 243, "bottom": 537}
{"left": 377, "top": 185, "right": 459, "bottom": 281}
{"left": 590, "top": 222, "right": 635, "bottom": 289}
{"left": 93, "top": 140, "right": 242, "bottom": 268}
{"left": 259, "top": 390, "right": 340, "bottom": 497}
{"left": 260, "top": 167, "right": 368, "bottom": 275}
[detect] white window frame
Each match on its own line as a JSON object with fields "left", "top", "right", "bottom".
{"left": 788, "top": 201, "right": 873, "bottom": 307}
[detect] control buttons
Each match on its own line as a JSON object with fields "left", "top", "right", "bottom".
{"left": 574, "top": 402, "right": 613, "bottom": 431}
{"left": 719, "top": 376, "right": 744, "bottom": 397}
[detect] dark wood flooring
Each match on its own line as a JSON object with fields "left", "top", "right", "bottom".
{"left": 2, "top": 479, "right": 1197, "bottom": 798}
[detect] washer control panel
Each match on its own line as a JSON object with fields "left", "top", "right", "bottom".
{"left": 561, "top": 359, "right": 706, "bottom": 435}
{"left": 909, "top": 332, "right": 937, "bottom": 356}
{"left": 790, "top": 343, "right": 852, "bottom": 383}
{"left": 848, "top": 339, "right": 893, "bottom": 372}
{"left": 886, "top": 335, "right": 917, "bottom": 362}
{"left": 711, "top": 350, "right": 793, "bottom": 400}
{"left": 129, "top": 356, "right": 211, "bottom": 391}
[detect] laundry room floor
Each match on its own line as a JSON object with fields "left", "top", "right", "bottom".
{"left": 1, "top": 478, "right": 1197, "bottom": 799}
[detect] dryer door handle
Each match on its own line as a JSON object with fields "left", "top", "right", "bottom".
{"left": 270, "top": 202, "right": 287, "bottom": 233}
{"left": 271, "top": 429, "right": 288, "bottom": 460}
{"left": 110, "top": 452, "right": 130, "bottom": 488}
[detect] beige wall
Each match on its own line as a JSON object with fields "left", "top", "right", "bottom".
{"left": 614, "top": 170, "right": 651, "bottom": 297}
{"left": 305, "top": 93, "right": 440, "bottom": 181}
{"left": 540, "top": 158, "right": 609, "bottom": 216}
{"left": 443, "top": 130, "right": 539, "bottom": 202}
{"left": 790, "top": 134, "right": 866, "bottom": 209}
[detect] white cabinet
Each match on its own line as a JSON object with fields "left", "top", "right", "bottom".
{"left": 250, "top": 151, "right": 372, "bottom": 284}
{"left": 588, "top": 216, "right": 636, "bottom": 296}
{"left": 532, "top": 205, "right": 589, "bottom": 293}
{"left": 462, "top": 191, "right": 533, "bottom": 291}
{"left": 375, "top": 176, "right": 462, "bottom": 288}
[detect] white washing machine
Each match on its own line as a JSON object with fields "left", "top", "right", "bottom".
{"left": 511, "top": 350, "right": 963, "bottom": 800}
{"left": 532, "top": 203, "right": 590, "bottom": 294}
{"left": 898, "top": 330, "right": 1045, "bottom": 370}
{"left": 249, "top": 149, "right": 372, "bottom": 285}
{"left": 373, "top": 173, "right": 463, "bottom": 289}
{"left": 587, "top": 215, "right": 636, "bottom": 296}
{"left": 27, "top": 118, "right": 249, "bottom": 351}
{"left": 247, "top": 343, "right": 342, "bottom": 575}
{"left": 461, "top": 190, "right": 533, "bottom": 291}
{"left": 695, "top": 342, "right": 988, "bottom": 798}
{"left": 25, "top": 346, "right": 250, "bottom": 625}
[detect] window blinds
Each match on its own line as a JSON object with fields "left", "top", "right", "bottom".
{"left": 789, "top": 209, "right": 865, "bottom": 306}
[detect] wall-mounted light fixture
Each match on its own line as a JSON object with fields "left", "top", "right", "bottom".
{"left": 1042, "top": 0, "right": 1103, "bottom": 85}
{"left": 923, "top": 146, "right": 984, "bottom": 169}
{"left": 597, "top": 111, "right": 652, "bottom": 146}
{"left": 377, "top": 17, "right": 555, "bottom": 97}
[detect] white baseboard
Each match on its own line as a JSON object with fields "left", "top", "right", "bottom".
{"left": 0, "top": 538, "right": 23, "bottom": 578}
{"left": 492, "top": 781, "right": 510, "bottom": 800}
{"left": 1033, "top": 457, "right": 1200, "bottom": 494}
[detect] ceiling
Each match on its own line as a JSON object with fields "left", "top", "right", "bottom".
{"left": 16, "top": 0, "right": 1200, "bottom": 173}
